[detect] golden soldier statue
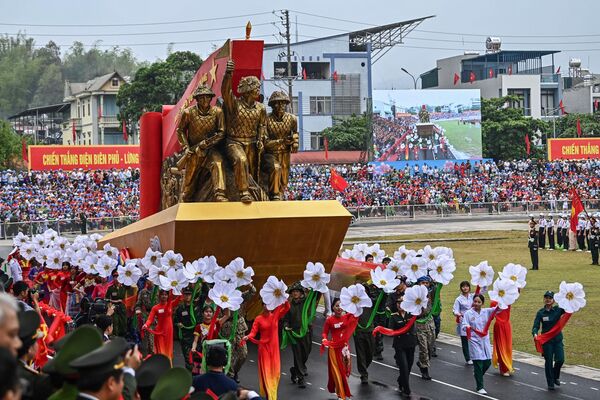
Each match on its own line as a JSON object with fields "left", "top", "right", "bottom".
{"left": 221, "top": 60, "right": 267, "bottom": 203}
{"left": 264, "top": 91, "right": 299, "bottom": 200}
{"left": 176, "top": 85, "right": 228, "bottom": 202}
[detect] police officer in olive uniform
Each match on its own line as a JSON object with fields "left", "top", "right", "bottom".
{"left": 174, "top": 287, "right": 201, "bottom": 371}
{"left": 590, "top": 213, "right": 599, "bottom": 265}
{"left": 353, "top": 283, "right": 377, "bottom": 384}
{"left": 547, "top": 214, "right": 555, "bottom": 250}
{"left": 532, "top": 291, "right": 566, "bottom": 391}
{"left": 105, "top": 272, "right": 127, "bottom": 337}
{"left": 529, "top": 219, "right": 539, "bottom": 270}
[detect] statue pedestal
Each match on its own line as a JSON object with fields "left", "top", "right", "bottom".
{"left": 416, "top": 122, "right": 435, "bottom": 138}
{"left": 100, "top": 200, "right": 351, "bottom": 303}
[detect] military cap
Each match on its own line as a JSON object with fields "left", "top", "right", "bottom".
{"left": 544, "top": 291, "right": 554, "bottom": 298}
{"left": 43, "top": 325, "right": 103, "bottom": 375}
{"left": 192, "top": 85, "right": 215, "bottom": 98}
{"left": 416, "top": 275, "right": 432, "bottom": 284}
{"left": 237, "top": 75, "right": 261, "bottom": 94}
{"left": 69, "top": 336, "right": 129, "bottom": 377}
{"left": 150, "top": 367, "right": 192, "bottom": 400}
{"left": 287, "top": 281, "right": 304, "bottom": 293}
{"left": 18, "top": 310, "right": 41, "bottom": 348}
{"left": 268, "top": 91, "right": 290, "bottom": 106}
{"left": 137, "top": 354, "right": 171, "bottom": 389}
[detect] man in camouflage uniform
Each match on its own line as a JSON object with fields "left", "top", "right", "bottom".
{"left": 263, "top": 91, "right": 299, "bottom": 200}
{"left": 283, "top": 282, "right": 311, "bottom": 388}
{"left": 104, "top": 272, "right": 127, "bottom": 337}
{"left": 219, "top": 284, "right": 256, "bottom": 382}
{"left": 135, "top": 279, "right": 156, "bottom": 356}
{"left": 177, "top": 84, "right": 227, "bottom": 202}
{"left": 415, "top": 276, "right": 435, "bottom": 380}
{"left": 175, "top": 287, "right": 201, "bottom": 371}
{"left": 221, "top": 60, "right": 267, "bottom": 203}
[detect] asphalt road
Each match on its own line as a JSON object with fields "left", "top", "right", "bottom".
{"left": 172, "top": 315, "right": 600, "bottom": 400}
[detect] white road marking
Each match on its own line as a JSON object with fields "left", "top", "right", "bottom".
{"left": 319, "top": 387, "right": 325, "bottom": 391}
{"left": 569, "top": 382, "right": 577, "bottom": 385}
{"left": 306, "top": 382, "right": 312, "bottom": 386}
{"left": 591, "top": 387, "right": 599, "bottom": 391}
{"left": 450, "top": 350, "right": 457, "bottom": 354}
{"left": 281, "top": 372, "right": 287, "bottom": 375}
{"left": 531, "top": 371, "right": 539, "bottom": 375}
{"left": 249, "top": 359, "right": 255, "bottom": 363}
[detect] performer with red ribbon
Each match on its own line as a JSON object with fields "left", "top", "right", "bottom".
{"left": 143, "top": 290, "right": 181, "bottom": 361}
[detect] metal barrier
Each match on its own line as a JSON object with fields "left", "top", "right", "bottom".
{"left": 0, "top": 216, "right": 139, "bottom": 239}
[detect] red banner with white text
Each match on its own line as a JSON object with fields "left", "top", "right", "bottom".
{"left": 28, "top": 145, "right": 140, "bottom": 171}
{"left": 547, "top": 138, "right": 600, "bottom": 161}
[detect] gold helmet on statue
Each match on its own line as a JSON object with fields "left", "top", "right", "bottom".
{"left": 192, "top": 85, "right": 215, "bottom": 98}
{"left": 268, "top": 91, "right": 290, "bottom": 107}
{"left": 237, "top": 75, "right": 261, "bottom": 94}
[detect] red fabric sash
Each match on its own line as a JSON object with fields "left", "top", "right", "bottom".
{"left": 534, "top": 313, "right": 572, "bottom": 353}
{"left": 466, "top": 308, "right": 498, "bottom": 340}
{"left": 320, "top": 316, "right": 358, "bottom": 354}
{"left": 372, "top": 316, "right": 417, "bottom": 337}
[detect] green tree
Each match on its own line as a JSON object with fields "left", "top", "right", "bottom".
{"left": 321, "top": 114, "right": 368, "bottom": 150}
{"left": 116, "top": 51, "right": 202, "bottom": 123}
{"left": 554, "top": 112, "right": 600, "bottom": 137}
{"left": 0, "top": 119, "right": 23, "bottom": 168}
{"left": 481, "top": 96, "right": 548, "bottom": 160}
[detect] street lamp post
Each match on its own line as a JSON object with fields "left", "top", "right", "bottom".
{"left": 401, "top": 68, "right": 418, "bottom": 89}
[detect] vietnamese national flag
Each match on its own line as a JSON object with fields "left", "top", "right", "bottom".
{"left": 525, "top": 134, "right": 531, "bottom": 155}
{"left": 453, "top": 73, "right": 460, "bottom": 85}
{"left": 122, "top": 120, "right": 128, "bottom": 142}
{"left": 333, "top": 70, "right": 339, "bottom": 82}
{"left": 556, "top": 66, "right": 561, "bottom": 74}
{"left": 594, "top": 99, "right": 599, "bottom": 111}
{"left": 330, "top": 168, "right": 348, "bottom": 192}
{"left": 324, "top": 137, "right": 329, "bottom": 160}
{"left": 488, "top": 68, "right": 494, "bottom": 78}
{"left": 21, "top": 138, "right": 28, "bottom": 162}
{"left": 576, "top": 118, "right": 582, "bottom": 137}
{"left": 508, "top": 65, "right": 513, "bottom": 75}
{"left": 559, "top": 100, "right": 566, "bottom": 114}
{"left": 469, "top": 71, "right": 476, "bottom": 83}
{"left": 98, "top": 105, "right": 102, "bottom": 120}
{"left": 570, "top": 188, "right": 585, "bottom": 232}
{"left": 302, "top": 68, "right": 307, "bottom": 80}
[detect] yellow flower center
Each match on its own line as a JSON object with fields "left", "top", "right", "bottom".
{"left": 415, "top": 298, "right": 422, "bottom": 305}
{"left": 150, "top": 256, "right": 157, "bottom": 262}
{"left": 510, "top": 275, "right": 517, "bottom": 281}
{"left": 411, "top": 264, "right": 419, "bottom": 272}
{"left": 169, "top": 259, "right": 176, "bottom": 267}
{"left": 498, "top": 289, "right": 505, "bottom": 297}
{"left": 312, "top": 273, "right": 321, "bottom": 282}
{"left": 126, "top": 271, "right": 132, "bottom": 277}
{"left": 54, "top": 258, "right": 59, "bottom": 263}
{"left": 429, "top": 254, "right": 435, "bottom": 260}
{"left": 159, "top": 270, "right": 166, "bottom": 277}
{"left": 220, "top": 295, "right": 229, "bottom": 303}
{"left": 479, "top": 271, "right": 487, "bottom": 278}
{"left": 351, "top": 295, "right": 360, "bottom": 304}
{"left": 566, "top": 292, "right": 574, "bottom": 301}
{"left": 236, "top": 271, "right": 244, "bottom": 278}
{"left": 171, "top": 281, "right": 177, "bottom": 287}
{"left": 379, "top": 279, "right": 387, "bottom": 286}
{"left": 436, "top": 266, "right": 443, "bottom": 273}
{"left": 274, "top": 288, "right": 282, "bottom": 297}
{"left": 401, "top": 254, "right": 407, "bottom": 260}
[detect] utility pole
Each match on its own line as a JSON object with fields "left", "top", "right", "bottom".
{"left": 282, "top": 9, "right": 293, "bottom": 101}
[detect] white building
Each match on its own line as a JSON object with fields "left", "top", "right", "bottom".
{"left": 261, "top": 17, "right": 432, "bottom": 150}
{"left": 421, "top": 50, "right": 562, "bottom": 119}
{"left": 562, "top": 74, "right": 600, "bottom": 114}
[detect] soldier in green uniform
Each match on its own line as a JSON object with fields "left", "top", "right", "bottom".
{"left": 528, "top": 220, "right": 539, "bottom": 270}
{"left": 17, "top": 310, "right": 52, "bottom": 400}
{"left": 353, "top": 283, "right": 377, "bottom": 384}
{"left": 175, "top": 287, "right": 200, "bottom": 371}
{"left": 177, "top": 85, "right": 227, "bottom": 202}
{"left": 590, "top": 214, "right": 599, "bottom": 265}
{"left": 282, "top": 282, "right": 311, "bottom": 388}
{"left": 415, "top": 276, "right": 435, "bottom": 380}
{"left": 136, "top": 354, "right": 171, "bottom": 400}
{"left": 264, "top": 91, "right": 299, "bottom": 201}
{"left": 105, "top": 271, "right": 127, "bottom": 337}
{"left": 150, "top": 367, "right": 193, "bottom": 400}
{"left": 135, "top": 279, "right": 156, "bottom": 356}
{"left": 532, "top": 291, "right": 566, "bottom": 391}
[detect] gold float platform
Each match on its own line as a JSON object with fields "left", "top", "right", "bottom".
{"left": 100, "top": 200, "right": 351, "bottom": 291}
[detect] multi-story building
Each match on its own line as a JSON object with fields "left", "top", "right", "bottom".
{"left": 61, "top": 72, "right": 137, "bottom": 145}
{"left": 421, "top": 48, "right": 562, "bottom": 119}
{"left": 562, "top": 74, "right": 600, "bottom": 114}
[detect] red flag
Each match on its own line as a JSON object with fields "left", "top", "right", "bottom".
{"left": 333, "top": 70, "right": 339, "bottom": 82}
{"left": 72, "top": 119, "right": 76, "bottom": 142}
{"left": 570, "top": 188, "right": 585, "bottom": 232}
{"left": 22, "top": 138, "right": 28, "bottom": 162}
{"left": 556, "top": 66, "right": 561, "bottom": 74}
{"left": 469, "top": 71, "right": 476, "bottom": 83}
{"left": 324, "top": 137, "right": 329, "bottom": 160}
{"left": 97, "top": 105, "right": 102, "bottom": 120}
{"left": 576, "top": 118, "right": 582, "bottom": 137}
{"left": 122, "top": 120, "right": 128, "bottom": 142}
{"left": 594, "top": 99, "right": 599, "bottom": 111}
{"left": 508, "top": 65, "right": 513, "bottom": 75}
{"left": 525, "top": 134, "right": 530, "bottom": 155}
{"left": 453, "top": 73, "right": 460, "bottom": 85}
{"left": 488, "top": 68, "right": 494, "bottom": 78}
{"left": 330, "top": 168, "right": 348, "bottom": 192}
{"left": 559, "top": 100, "right": 565, "bottom": 114}
{"left": 260, "top": 71, "right": 265, "bottom": 80}
{"left": 302, "top": 68, "right": 307, "bottom": 80}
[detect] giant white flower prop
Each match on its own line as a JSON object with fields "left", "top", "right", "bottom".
{"left": 33, "top": 234, "right": 47, "bottom": 249}
{"left": 43, "top": 229, "right": 59, "bottom": 243}
{"left": 100, "top": 243, "right": 119, "bottom": 261}
{"left": 370, "top": 267, "right": 400, "bottom": 293}
{"left": 82, "top": 254, "right": 99, "bottom": 275}
{"left": 13, "top": 232, "right": 29, "bottom": 248}
{"left": 555, "top": 281, "right": 586, "bottom": 313}
{"left": 212, "top": 266, "right": 230, "bottom": 284}
{"left": 70, "top": 249, "right": 88, "bottom": 268}
{"left": 183, "top": 260, "right": 205, "bottom": 284}
{"left": 209, "top": 281, "right": 244, "bottom": 311}
{"left": 433, "top": 246, "right": 453, "bottom": 258}
{"left": 340, "top": 284, "right": 372, "bottom": 317}
{"left": 161, "top": 250, "right": 183, "bottom": 269}
{"left": 400, "top": 255, "right": 428, "bottom": 283}
{"left": 117, "top": 262, "right": 142, "bottom": 286}
{"left": 98, "top": 255, "right": 118, "bottom": 278}
{"left": 469, "top": 261, "right": 495, "bottom": 288}
{"left": 341, "top": 249, "right": 354, "bottom": 259}
{"left": 54, "top": 237, "right": 70, "bottom": 252}
{"left": 260, "top": 276, "right": 289, "bottom": 311}
{"left": 385, "top": 258, "right": 402, "bottom": 277}
{"left": 301, "top": 262, "right": 331, "bottom": 293}
{"left": 400, "top": 285, "right": 429, "bottom": 315}
{"left": 46, "top": 249, "right": 63, "bottom": 270}
{"left": 224, "top": 257, "right": 255, "bottom": 287}
{"left": 393, "top": 245, "right": 416, "bottom": 262}
{"left": 429, "top": 256, "right": 456, "bottom": 285}
{"left": 89, "top": 233, "right": 103, "bottom": 243}
{"left": 158, "top": 268, "right": 188, "bottom": 295}
{"left": 488, "top": 278, "right": 519, "bottom": 309}
{"left": 499, "top": 263, "right": 528, "bottom": 289}
{"left": 20, "top": 243, "right": 35, "bottom": 261}
{"left": 142, "top": 248, "right": 162, "bottom": 270}
{"left": 83, "top": 239, "right": 98, "bottom": 253}
{"left": 353, "top": 243, "right": 370, "bottom": 260}
{"left": 148, "top": 264, "right": 169, "bottom": 285}
{"left": 367, "top": 244, "right": 386, "bottom": 264}
{"left": 420, "top": 245, "right": 437, "bottom": 267}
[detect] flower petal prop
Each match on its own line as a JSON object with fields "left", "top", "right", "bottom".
{"left": 400, "top": 255, "right": 428, "bottom": 283}
{"left": 429, "top": 255, "right": 456, "bottom": 285}
{"left": 101, "top": 243, "right": 119, "bottom": 261}
{"left": 400, "top": 285, "right": 429, "bottom": 315}
{"left": 393, "top": 245, "right": 416, "bottom": 262}
{"left": 97, "top": 255, "right": 118, "bottom": 278}
{"left": 13, "top": 232, "right": 29, "bottom": 248}
{"left": 340, "top": 284, "right": 372, "bottom": 317}
{"left": 158, "top": 268, "right": 188, "bottom": 295}
{"left": 499, "top": 263, "right": 528, "bottom": 289}
{"left": 208, "top": 281, "right": 244, "bottom": 311}
{"left": 370, "top": 267, "right": 400, "bottom": 294}
{"left": 199, "top": 256, "right": 220, "bottom": 283}
{"left": 183, "top": 260, "right": 206, "bottom": 284}
{"left": 385, "top": 259, "right": 402, "bottom": 277}
{"left": 301, "top": 262, "right": 330, "bottom": 293}
{"left": 142, "top": 248, "right": 162, "bottom": 270}
{"left": 82, "top": 254, "right": 99, "bottom": 275}
{"left": 260, "top": 276, "right": 289, "bottom": 311}
{"left": 46, "top": 249, "right": 63, "bottom": 270}
{"left": 469, "top": 261, "right": 495, "bottom": 288}
{"left": 148, "top": 264, "right": 169, "bottom": 286}
{"left": 555, "top": 281, "right": 586, "bottom": 313}
{"left": 117, "top": 262, "right": 142, "bottom": 286}
{"left": 161, "top": 250, "right": 183, "bottom": 269}
{"left": 224, "top": 257, "right": 254, "bottom": 288}
{"left": 367, "top": 244, "right": 386, "bottom": 264}
{"left": 488, "top": 278, "right": 519, "bottom": 310}
{"left": 20, "top": 243, "right": 36, "bottom": 261}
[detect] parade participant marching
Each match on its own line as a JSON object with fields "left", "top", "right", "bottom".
{"left": 143, "top": 289, "right": 182, "bottom": 361}
{"left": 532, "top": 291, "right": 565, "bottom": 390}
{"left": 415, "top": 276, "right": 435, "bottom": 380}
{"left": 452, "top": 281, "right": 474, "bottom": 365}
{"left": 174, "top": 287, "right": 201, "bottom": 371}
{"left": 105, "top": 270, "right": 127, "bottom": 337}
{"left": 538, "top": 213, "right": 546, "bottom": 249}
{"left": 353, "top": 282, "right": 377, "bottom": 384}
{"left": 462, "top": 294, "right": 498, "bottom": 394}
{"left": 388, "top": 295, "right": 417, "bottom": 398}
{"left": 528, "top": 220, "right": 539, "bottom": 270}
{"left": 282, "top": 282, "right": 311, "bottom": 388}
{"left": 135, "top": 279, "right": 156, "bottom": 356}
{"left": 546, "top": 214, "right": 555, "bottom": 250}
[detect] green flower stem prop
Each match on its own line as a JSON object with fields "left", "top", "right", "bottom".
{"left": 431, "top": 282, "right": 443, "bottom": 317}
{"left": 357, "top": 291, "right": 384, "bottom": 330}
{"left": 281, "top": 290, "right": 318, "bottom": 349}
{"left": 150, "top": 285, "right": 158, "bottom": 305}
{"left": 219, "top": 309, "right": 239, "bottom": 344}
{"left": 178, "top": 281, "right": 201, "bottom": 339}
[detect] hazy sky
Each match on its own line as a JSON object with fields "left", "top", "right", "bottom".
{"left": 2, "top": 0, "right": 599, "bottom": 89}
